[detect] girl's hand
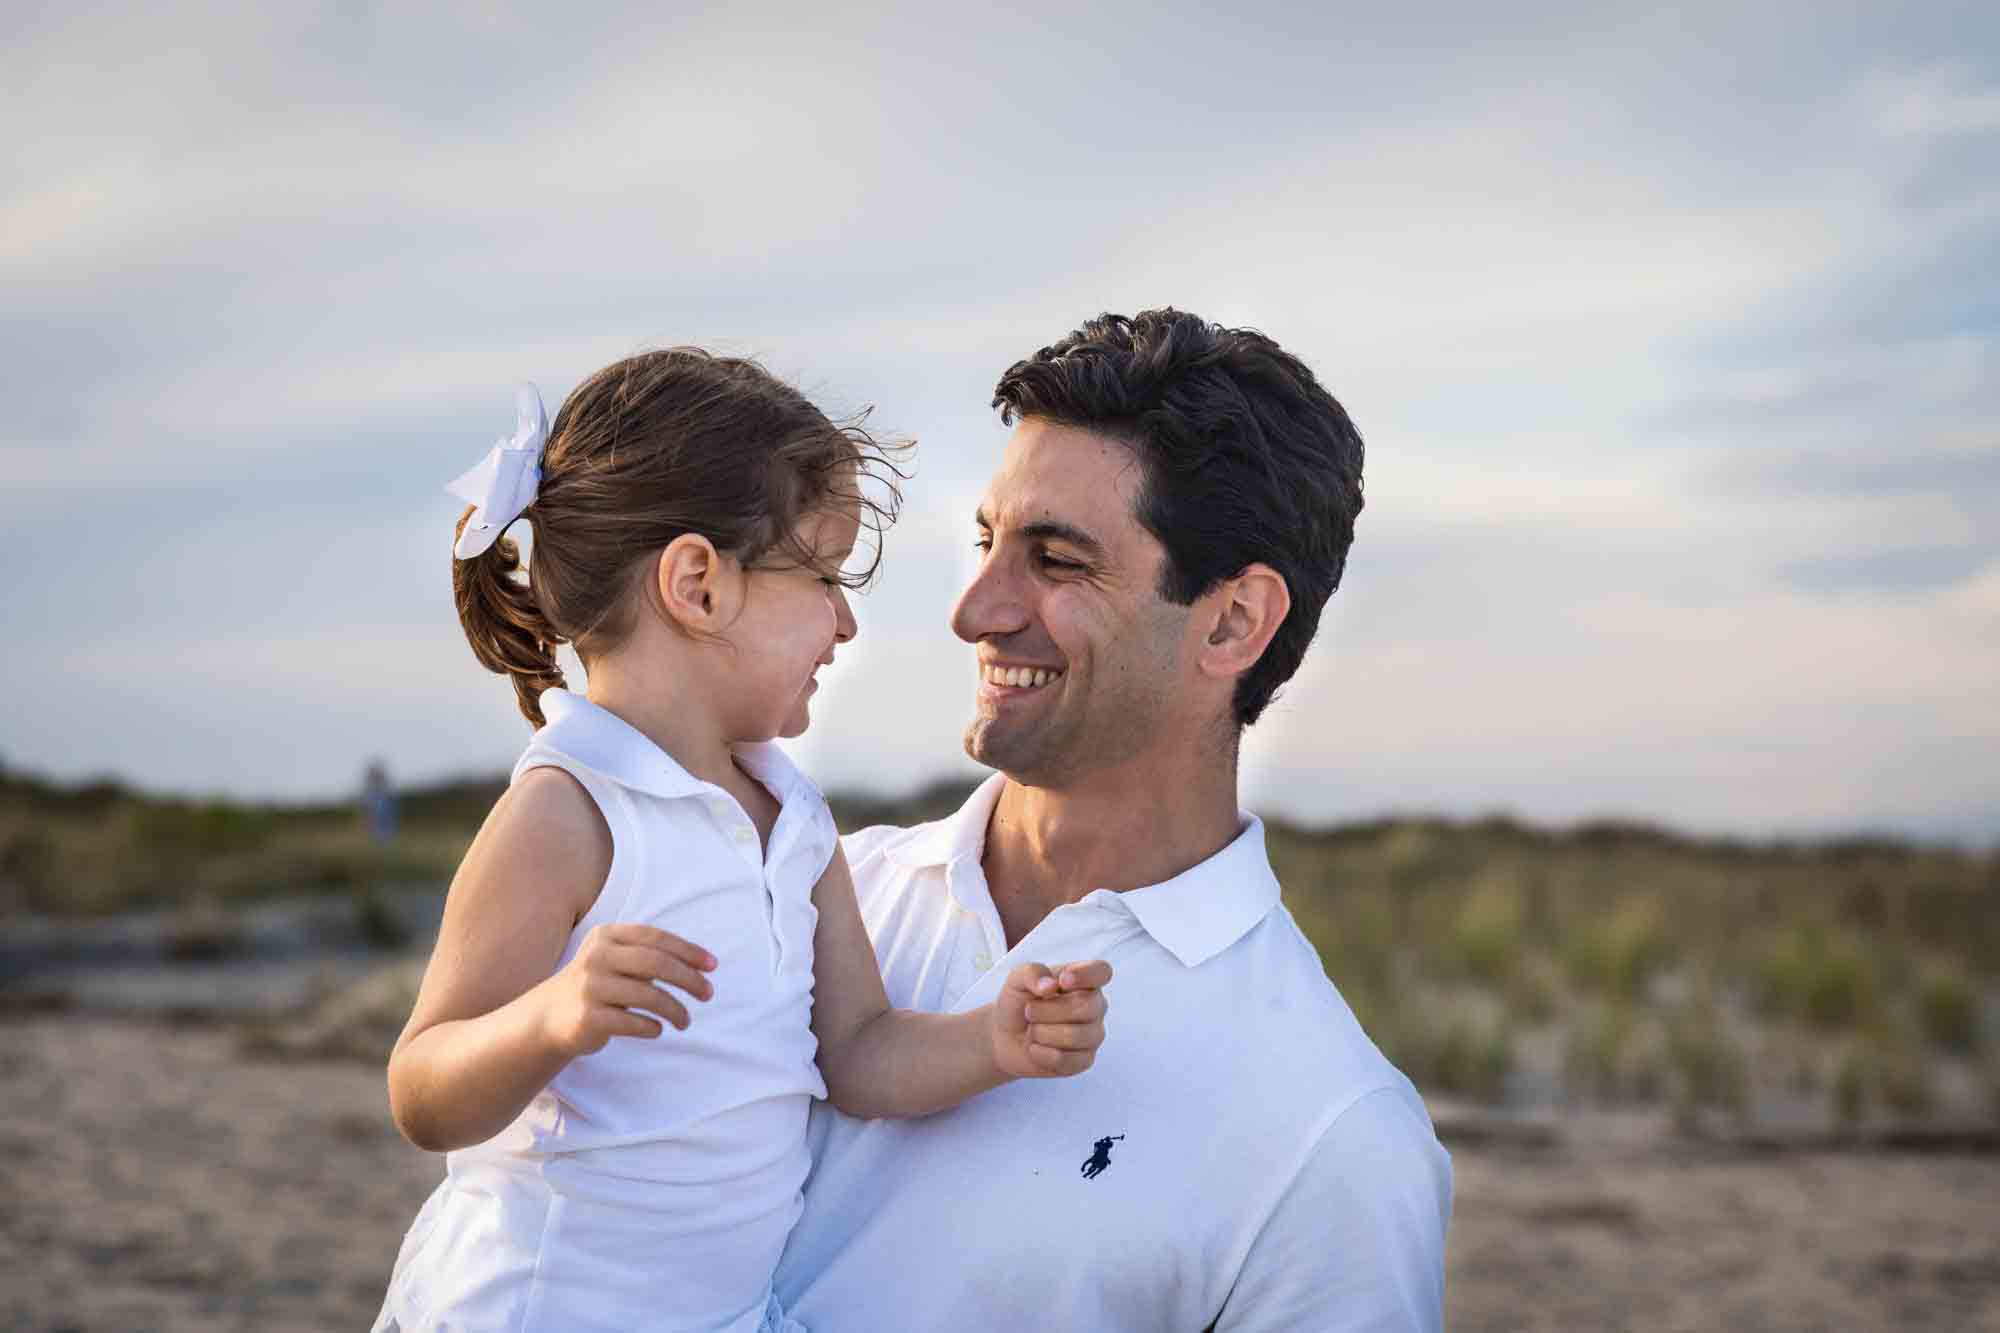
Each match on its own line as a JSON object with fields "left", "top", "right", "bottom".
{"left": 990, "top": 960, "right": 1112, "bottom": 1079}
{"left": 538, "top": 923, "right": 718, "bottom": 1058}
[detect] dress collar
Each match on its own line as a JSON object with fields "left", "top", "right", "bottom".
{"left": 530, "top": 688, "right": 814, "bottom": 806}
{"left": 886, "top": 773, "right": 1281, "bottom": 968}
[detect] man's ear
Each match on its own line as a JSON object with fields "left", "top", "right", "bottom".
{"left": 653, "top": 533, "right": 734, "bottom": 632}
{"left": 1196, "top": 563, "right": 1290, "bottom": 683}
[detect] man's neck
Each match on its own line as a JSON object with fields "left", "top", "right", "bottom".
{"left": 981, "top": 751, "right": 1242, "bottom": 949}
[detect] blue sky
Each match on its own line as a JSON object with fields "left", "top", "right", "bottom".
{"left": 5, "top": 1, "right": 1996, "bottom": 841}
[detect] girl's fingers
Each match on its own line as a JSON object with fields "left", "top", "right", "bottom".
{"left": 1056, "top": 960, "right": 1112, "bottom": 991}
{"left": 1005, "top": 962, "right": 1060, "bottom": 998}
{"left": 1005, "top": 960, "right": 1111, "bottom": 1000}
{"left": 636, "top": 988, "right": 693, "bottom": 1032}
{"left": 598, "top": 977, "right": 694, "bottom": 1030}
{"left": 1027, "top": 1020, "right": 1104, "bottom": 1052}
{"left": 1027, "top": 1044, "right": 1094, "bottom": 1075}
{"left": 1024, "top": 993, "right": 1102, "bottom": 1025}
{"left": 605, "top": 945, "right": 714, "bottom": 1001}
{"left": 601, "top": 924, "right": 718, "bottom": 971}
{"left": 606, "top": 1008, "right": 664, "bottom": 1040}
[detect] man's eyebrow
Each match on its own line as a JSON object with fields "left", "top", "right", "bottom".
{"left": 974, "top": 508, "right": 1107, "bottom": 558}
{"left": 1021, "top": 519, "right": 1107, "bottom": 557}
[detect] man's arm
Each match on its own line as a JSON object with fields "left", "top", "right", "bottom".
{"left": 1216, "top": 1084, "right": 1452, "bottom": 1332}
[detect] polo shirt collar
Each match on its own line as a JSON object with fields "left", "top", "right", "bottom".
{"left": 1114, "top": 815, "right": 1281, "bottom": 968}
{"left": 883, "top": 772, "right": 1006, "bottom": 871}
{"left": 889, "top": 774, "right": 1281, "bottom": 969}
{"left": 532, "top": 688, "right": 710, "bottom": 803}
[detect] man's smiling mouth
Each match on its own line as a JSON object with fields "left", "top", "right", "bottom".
{"left": 980, "top": 663, "right": 1064, "bottom": 690}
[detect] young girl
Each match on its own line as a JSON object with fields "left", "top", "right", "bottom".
{"left": 374, "top": 350, "right": 1111, "bottom": 1333}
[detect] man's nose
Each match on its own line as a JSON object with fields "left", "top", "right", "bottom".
{"left": 950, "top": 553, "right": 1029, "bottom": 644}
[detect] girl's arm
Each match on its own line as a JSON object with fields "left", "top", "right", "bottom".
{"left": 386, "top": 768, "right": 717, "bottom": 1152}
{"left": 808, "top": 845, "right": 1110, "bottom": 1120}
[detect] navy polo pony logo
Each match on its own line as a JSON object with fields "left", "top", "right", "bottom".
{"left": 1080, "top": 1134, "right": 1124, "bottom": 1180}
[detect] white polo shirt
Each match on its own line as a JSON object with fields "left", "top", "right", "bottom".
{"left": 774, "top": 776, "right": 1452, "bottom": 1331}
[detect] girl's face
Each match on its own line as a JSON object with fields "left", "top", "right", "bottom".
{"left": 724, "top": 504, "right": 861, "bottom": 741}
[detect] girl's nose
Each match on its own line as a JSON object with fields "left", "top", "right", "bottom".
{"left": 829, "top": 583, "right": 858, "bottom": 643}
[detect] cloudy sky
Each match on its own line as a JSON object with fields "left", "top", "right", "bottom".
{"left": 5, "top": 1, "right": 1995, "bottom": 842}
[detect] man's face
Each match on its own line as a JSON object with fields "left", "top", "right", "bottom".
{"left": 950, "top": 419, "right": 1204, "bottom": 785}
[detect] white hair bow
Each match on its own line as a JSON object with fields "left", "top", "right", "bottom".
{"left": 447, "top": 384, "right": 549, "bottom": 559}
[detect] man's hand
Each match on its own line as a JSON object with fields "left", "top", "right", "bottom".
{"left": 536, "top": 923, "right": 717, "bottom": 1058}
{"left": 990, "top": 960, "right": 1112, "bottom": 1079}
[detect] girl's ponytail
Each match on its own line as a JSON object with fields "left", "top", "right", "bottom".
{"left": 452, "top": 510, "right": 565, "bottom": 727}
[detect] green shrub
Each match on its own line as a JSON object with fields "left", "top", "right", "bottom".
{"left": 1448, "top": 875, "right": 1525, "bottom": 985}
{"left": 1303, "top": 882, "right": 1397, "bottom": 1003}
{"left": 1754, "top": 927, "right": 1880, "bottom": 1031}
{"left": 1831, "top": 1034, "right": 1935, "bottom": 1123}
{"left": 1432, "top": 1012, "right": 1514, "bottom": 1103}
{"left": 1564, "top": 897, "right": 1670, "bottom": 999}
{"left": 0, "top": 825, "right": 57, "bottom": 909}
{"left": 1502, "top": 952, "right": 1564, "bottom": 1025}
{"left": 1563, "top": 1001, "right": 1663, "bottom": 1103}
{"left": 1877, "top": 1044, "right": 1934, "bottom": 1118}
{"left": 1833, "top": 1046, "right": 1867, "bottom": 1125}
{"left": 1916, "top": 964, "right": 1980, "bottom": 1054}
{"left": 1666, "top": 999, "right": 1747, "bottom": 1116}
{"left": 132, "top": 800, "right": 277, "bottom": 856}
{"left": 1375, "top": 1001, "right": 1513, "bottom": 1106}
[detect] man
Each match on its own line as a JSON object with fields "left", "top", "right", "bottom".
{"left": 775, "top": 309, "right": 1451, "bottom": 1329}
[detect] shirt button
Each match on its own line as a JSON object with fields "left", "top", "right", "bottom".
{"left": 973, "top": 952, "right": 993, "bottom": 971}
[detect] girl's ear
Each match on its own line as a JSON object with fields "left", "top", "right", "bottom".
{"left": 654, "top": 534, "right": 733, "bottom": 632}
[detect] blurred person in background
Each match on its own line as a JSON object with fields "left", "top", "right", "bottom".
{"left": 775, "top": 309, "right": 1452, "bottom": 1331}
{"left": 361, "top": 759, "right": 398, "bottom": 845}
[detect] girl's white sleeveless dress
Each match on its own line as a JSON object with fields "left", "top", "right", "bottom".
{"left": 374, "top": 690, "right": 831, "bottom": 1333}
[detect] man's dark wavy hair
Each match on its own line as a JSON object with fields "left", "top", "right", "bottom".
{"left": 991, "top": 309, "right": 1364, "bottom": 728}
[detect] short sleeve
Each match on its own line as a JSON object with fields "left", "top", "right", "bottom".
{"left": 1215, "top": 1084, "right": 1452, "bottom": 1332}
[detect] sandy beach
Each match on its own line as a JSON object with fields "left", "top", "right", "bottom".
{"left": 3, "top": 1013, "right": 1996, "bottom": 1331}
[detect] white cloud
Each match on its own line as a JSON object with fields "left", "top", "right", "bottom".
{"left": 1863, "top": 63, "right": 2000, "bottom": 139}
{"left": 4, "top": 3, "right": 1996, "bottom": 840}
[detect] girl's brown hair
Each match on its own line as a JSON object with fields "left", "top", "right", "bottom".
{"left": 452, "top": 348, "right": 906, "bottom": 727}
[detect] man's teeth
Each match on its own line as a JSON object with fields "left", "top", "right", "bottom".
{"left": 982, "top": 665, "right": 1061, "bottom": 689}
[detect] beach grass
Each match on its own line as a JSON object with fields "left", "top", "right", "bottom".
{"left": 5, "top": 765, "right": 1994, "bottom": 1126}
